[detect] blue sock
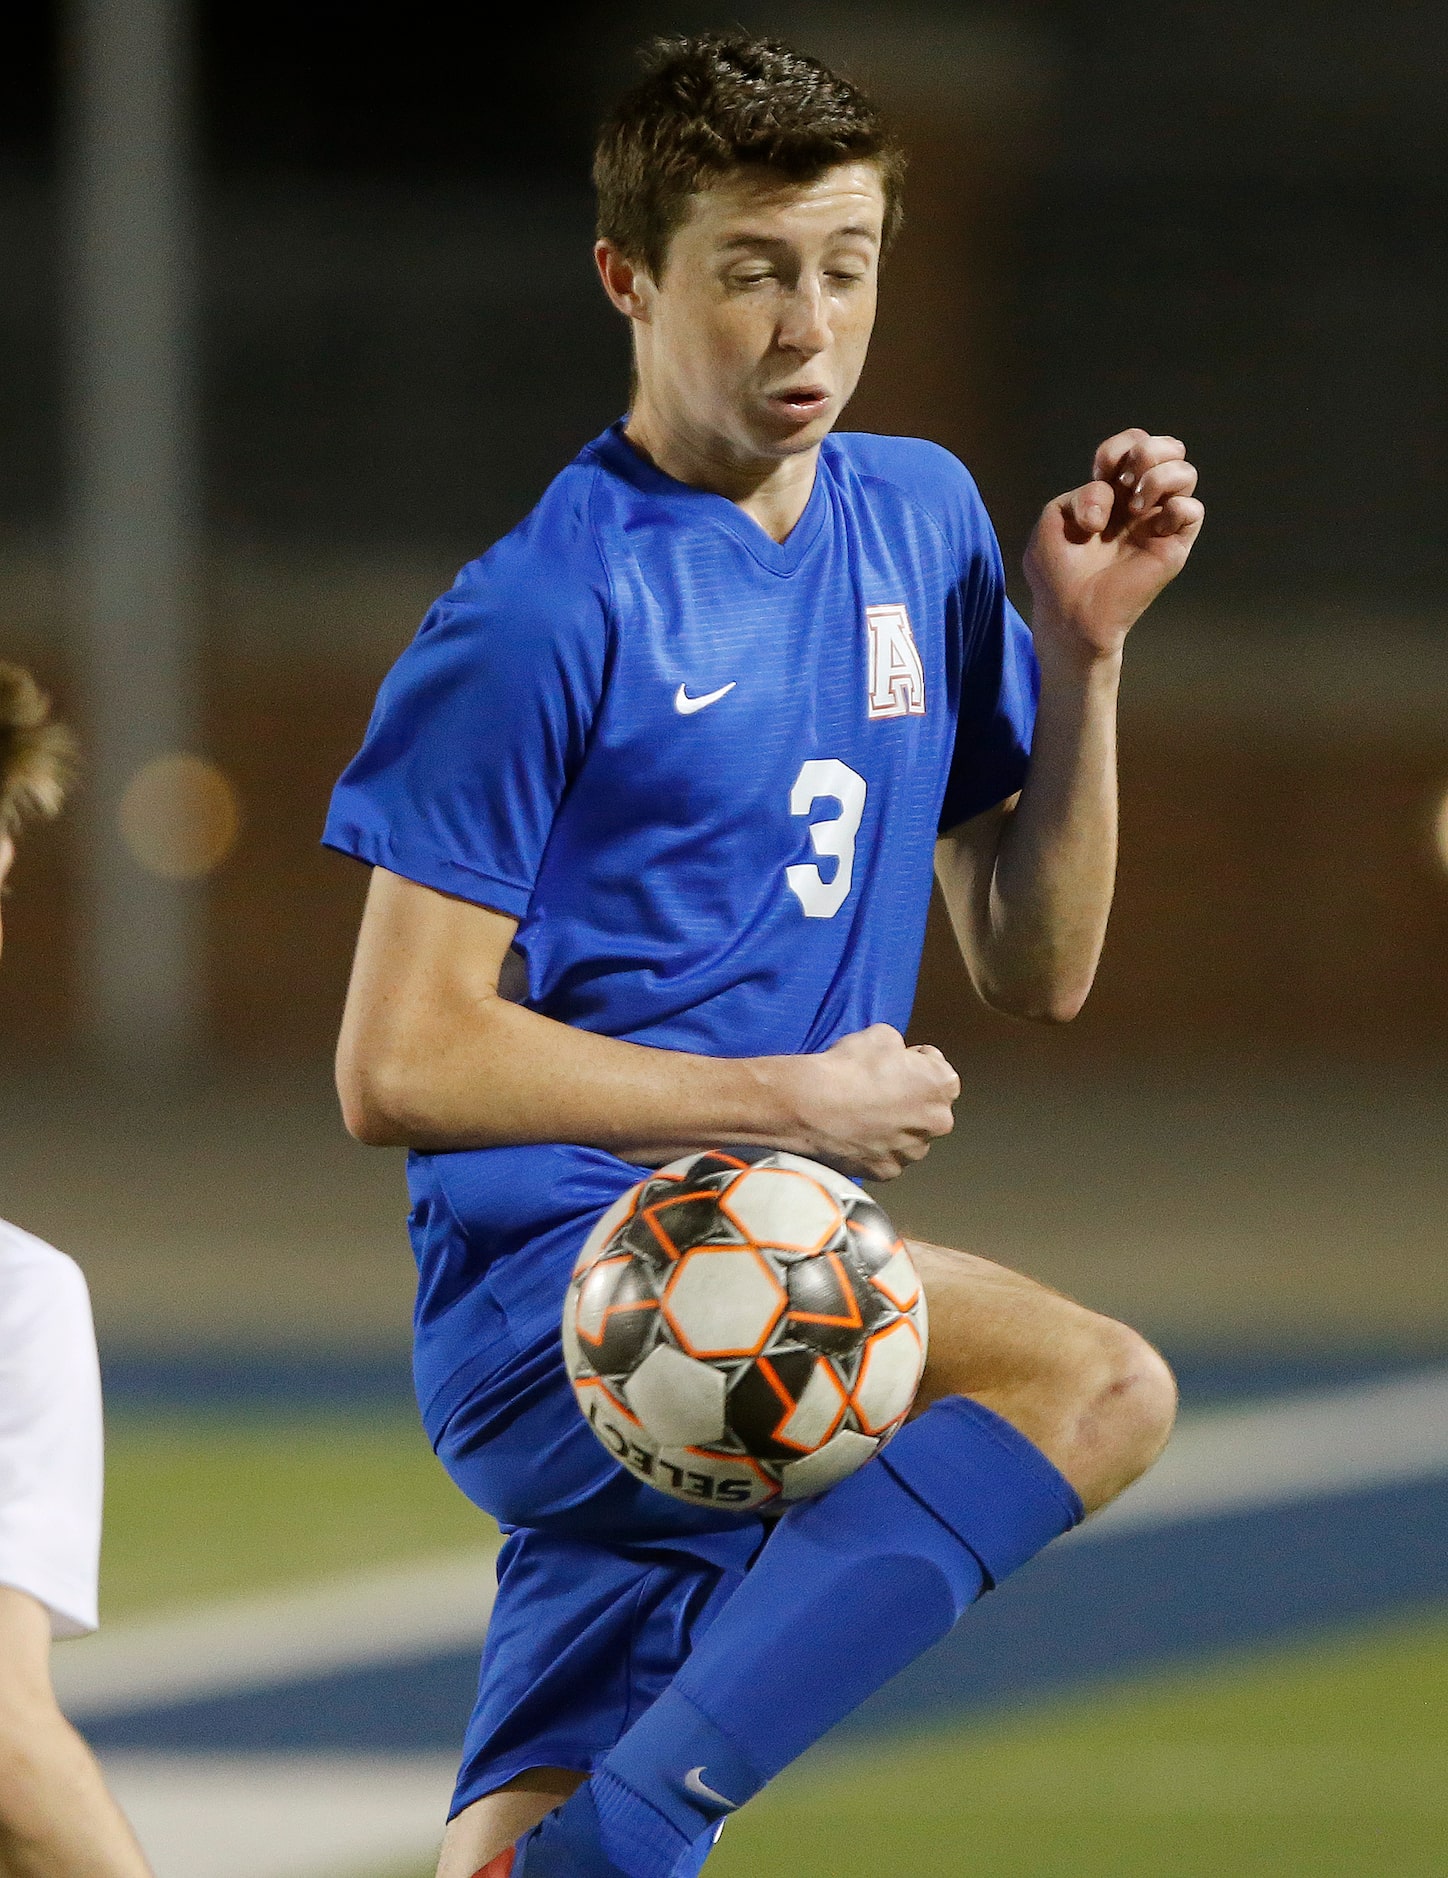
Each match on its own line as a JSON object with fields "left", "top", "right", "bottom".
{"left": 515, "top": 1785, "right": 718, "bottom": 1878}
{"left": 560, "top": 1397, "right": 1083, "bottom": 1877}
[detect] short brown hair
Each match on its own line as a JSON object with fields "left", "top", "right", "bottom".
{"left": 0, "top": 663, "right": 76, "bottom": 838}
{"left": 594, "top": 32, "right": 905, "bottom": 279}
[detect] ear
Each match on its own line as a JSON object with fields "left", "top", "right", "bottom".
{"left": 594, "top": 241, "right": 654, "bottom": 322}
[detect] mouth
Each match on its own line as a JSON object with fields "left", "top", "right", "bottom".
{"left": 767, "top": 386, "right": 831, "bottom": 423}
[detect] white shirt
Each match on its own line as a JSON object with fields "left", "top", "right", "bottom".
{"left": 0, "top": 1220, "right": 103, "bottom": 1637}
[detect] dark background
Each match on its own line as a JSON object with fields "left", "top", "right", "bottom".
{"left": 5, "top": 0, "right": 1447, "bottom": 590}
{"left": 2, "top": 0, "right": 1447, "bottom": 1064}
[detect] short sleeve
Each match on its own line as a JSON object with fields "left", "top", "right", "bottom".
{"left": 323, "top": 536, "right": 610, "bottom": 920}
{"left": 0, "top": 1225, "right": 103, "bottom": 1639}
{"left": 938, "top": 510, "right": 1040, "bottom": 834}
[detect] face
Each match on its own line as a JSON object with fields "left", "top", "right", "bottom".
{"left": 599, "top": 161, "right": 885, "bottom": 469}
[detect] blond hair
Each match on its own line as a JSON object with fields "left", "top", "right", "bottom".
{"left": 0, "top": 663, "right": 77, "bottom": 838}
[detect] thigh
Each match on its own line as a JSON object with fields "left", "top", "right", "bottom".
{"left": 909, "top": 1239, "right": 1179, "bottom": 1515}
{"left": 908, "top": 1238, "right": 1114, "bottom": 1431}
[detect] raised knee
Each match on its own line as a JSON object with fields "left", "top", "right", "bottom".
{"left": 1061, "top": 1318, "right": 1177, "bottom": 1511}
{"left": 1094, "top": 1320, "right": 1177, "bottom": 1452}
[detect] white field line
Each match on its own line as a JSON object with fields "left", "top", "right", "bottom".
{"left": 97, "top": 1753, "right": 457, "bottom": 1878}
{"left": 55, "top": 1549, "right": 498, "bottom": 1720}
{"left": 57, "top": 1367, "right": 1448, "bottom": 1722}
{"left": 1075, "top": 1363, "right": 1448, "bottom": 1542}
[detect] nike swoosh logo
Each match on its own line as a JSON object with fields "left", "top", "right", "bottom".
{"left": 684, "top": 1766, "right": 739, "bottom": 1809}
{"left": 674, "top": 681, "right": 736, "bottom": 715}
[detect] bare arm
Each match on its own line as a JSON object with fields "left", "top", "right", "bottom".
{"left": 935, "top": 428, "right": 1203, "bottom": 1023}
{"left": 935, "top": 644, "right": 1118, "bottom": 1022}
{"left": 336, "top": 866, "right": 959, "bottom": 1180}
{"left": 0, "top": 1589, "right": 153, "bottom": 1878}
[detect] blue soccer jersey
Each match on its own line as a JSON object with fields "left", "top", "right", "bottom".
{"left": 324, "top": 421, "right": 1037, "bottom": 1424}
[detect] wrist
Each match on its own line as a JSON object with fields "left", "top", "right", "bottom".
{"left": 1026, "top": 591, "right": 1130, "bottom": 674}
{"left": 742, "top": 1052, "right": 812, "bottom": 1152}
{"left": 1031, "top": 627, "right": 1124, "bottom": 691}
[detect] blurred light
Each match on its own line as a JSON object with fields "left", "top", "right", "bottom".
{"left": 117, "top": 755, "right": 241, "bottom": 880}
{"left": 1434, "top": 788, "right": 1448, "bottom": 875}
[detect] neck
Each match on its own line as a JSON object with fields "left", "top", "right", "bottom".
{"left": 624, "top": 399, "right": 819, "bottom": 544}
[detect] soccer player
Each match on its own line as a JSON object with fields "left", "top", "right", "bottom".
{"left": 326, "top": 35, "right": 1202, "bottom": 1878}
{"left": 0, "top": 664, "right": 154, "bottom": 1877}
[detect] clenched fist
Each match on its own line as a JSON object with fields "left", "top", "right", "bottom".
{"left": 776, "top": 1023, "right": 960, "bottom": 1181}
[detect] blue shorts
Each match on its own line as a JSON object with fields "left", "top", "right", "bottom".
{"left": 418, "top": 1188, "right": 768, "bottom": 1817}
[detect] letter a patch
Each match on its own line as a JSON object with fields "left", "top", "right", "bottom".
{"left": 865, "top": 604, "right": 925, "bottom": 719}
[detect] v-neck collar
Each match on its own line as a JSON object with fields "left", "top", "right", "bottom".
{"left": 592, "top": 419, "right": 830, "bottom": 577}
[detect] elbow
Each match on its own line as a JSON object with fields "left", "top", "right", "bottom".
{"left": 989, "top": 994, "right": 1088, "bottom": 1027}
{"left": 1033, "top": 992, "right": 1089, "bottom": 1026}
{"left": 978, "top": 974, "right": 1093, "bottom": 1026}
{"left": 972, "top": 935, "right": 1103, "bottom": 1026}
{"left": 340, "top": 1096, "right": 404, "bottom": 1150}
{"left": 335, "top": 1045, "right": 415, "bottom": 1147}
{"left": 1028, "top": 980, "right": 1093, "bottom": 1025}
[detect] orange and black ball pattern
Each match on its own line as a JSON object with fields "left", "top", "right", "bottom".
{"left": 563, "top": 1148, "right": 928, "bottom": 1509}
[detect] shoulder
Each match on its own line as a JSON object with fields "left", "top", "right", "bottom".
{"left": 0, "top": 1222, "right": 95, "bottom": 1386}
{"left": 346, "top": 451, "right": 618, "bottom": 791}
{"left": 0, "top": 1220, "right": 89, "bottom": 1310}
{"left": 825, "top": 432, "right": 995, "bottom": 554}
{"left": 433, "top": 450, "right": 614, "bottom": 655}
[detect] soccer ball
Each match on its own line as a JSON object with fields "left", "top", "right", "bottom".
{"left": 562, "top": 1147, "right": 928, "bottom": 1511}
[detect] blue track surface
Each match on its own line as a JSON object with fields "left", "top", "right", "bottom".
{"left": 83, "top": 1472, "right": 1448, "bottom": 1755}
{"left": 99, "top": 1344, "right": 1448, "bottom": 1417}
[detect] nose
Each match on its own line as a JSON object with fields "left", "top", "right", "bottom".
{"left": 776, "top": 277, "right": 830, "bottom": 357}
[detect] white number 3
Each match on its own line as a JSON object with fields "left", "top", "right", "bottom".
{"left": 785, "top": 759, "right": 868, "bottom": 919}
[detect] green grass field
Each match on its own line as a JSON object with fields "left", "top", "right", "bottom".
{"left": 102, "top": 1410, "right": 493, "bottom": 1616}
{"left": 707, "top": 1613, "right": 1448, "bottom": 1877}
{"left": 101, "top": 1413, "right": 1448, "bottom": 1877}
